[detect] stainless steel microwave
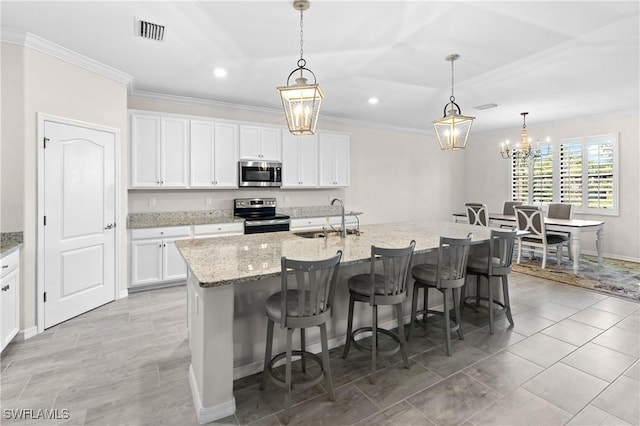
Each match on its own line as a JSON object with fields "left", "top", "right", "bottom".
{"left": 238, "top": 160, "right": 282, "bottom": 187}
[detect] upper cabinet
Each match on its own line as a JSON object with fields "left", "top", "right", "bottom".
{"left": 239, "top": 125, "right": 281, "bottom": 161}
{"left": 281, "top": 133, "right": 318, "bottom": 188}
{"left": 318, "top": 132, "right": 350, "bottom": 187}
{"left": 190, "top": 120, "right": 239, "bottom": 188}
{"left": 131, "top": 113, "right": 189, "bottom": 188}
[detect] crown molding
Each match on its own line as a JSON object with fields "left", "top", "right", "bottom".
{"left": 128, "top": 89, "right": 431, "bottom": 136}
{"left": 1, "top": 28, "right": 134, "bottom": 85}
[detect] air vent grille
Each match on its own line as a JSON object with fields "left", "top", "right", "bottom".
{"left": 473, "top": 103, "right": 498, "bottom": 111}
{"left": 139, "top": 20, "right": 165, "bottom": 41}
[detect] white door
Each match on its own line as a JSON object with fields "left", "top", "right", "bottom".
{"left": 43, "top": 121, "right": 116, "bottom": 328}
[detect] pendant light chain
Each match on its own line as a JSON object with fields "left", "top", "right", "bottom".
{"left": 298, "top": 9, "right": 305, "bottom": 67}
{"left": 450, "top": 57, "right": 455, "bottom": 103}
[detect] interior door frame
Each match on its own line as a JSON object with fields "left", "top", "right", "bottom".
{"left": 36, "top": 113, "right": 122, "bottom": 334}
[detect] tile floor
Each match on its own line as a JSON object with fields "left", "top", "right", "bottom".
{"left": 0, "top": 272, "right": 638, "bottom": 426}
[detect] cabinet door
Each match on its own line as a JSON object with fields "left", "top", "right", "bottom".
{"left": 281, "top": 132, "right": 301, "bottom": 187}
{"left": 1, "top": 269, "right": 19, "bottom": 350}
{"left": 190, "top": 120, "right": 215, "bottom": 187}
{"left": 163, "top": 240, "right": 187, "bottom": 282}
{"left": 131, "top": 239, "right": 163, "bottom": 286}
{"left": 239, "top": 125, "right": 260, "bottom": 159}
{"left": 298, "top": 134, "right": 318, "bottom": 187}
{"left": 161, "top": 118, "right": 189, "bottom": 187}
{"left": 260, "top": 127, "right": 282, "bottom": 161}
{"left": 131, "top": 114, "right": 161, "bottom": 187}
{"left": 213, "top": 123, "right": 239, "bottom": 188}
{"left": 319, "top": 132, "right": 350, "bottom": 187}
{"left": 333, "top": 134, "right": 350, "bottom": 186}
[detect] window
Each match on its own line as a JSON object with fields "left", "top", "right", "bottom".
{"left": 511, "top": 133, "right": 618, "bottom": 215}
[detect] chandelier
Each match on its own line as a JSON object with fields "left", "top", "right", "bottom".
{"left": 500, "top": 112, "right": 547, "bottom": 161}
{"left": 277, "top": 0, "right": 323, "bottom": 136}
{"left": 432, "top": 54, "right": 475, "bottom": 150}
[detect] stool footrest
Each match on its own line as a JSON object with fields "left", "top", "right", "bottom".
{"left": 463, "top": 296, "right": 507, "bottom": 311}
{"left": 413, "top": 309, "right": 461, "bottom": 332}
{"left": 266, "top": 350, "right": 325, "bottom": 390}
{"left": 350, "top": 326, "right": 401, "bottom": 357}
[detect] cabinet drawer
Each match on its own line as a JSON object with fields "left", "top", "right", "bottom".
{"left": 1, "top": 250, "right": 19, "bottom": 278}
{"left": 193, "top": 222, "right": 244, "bottom": 237}
{"left": 131, "top": 226, "right": 191, "bottom": 240}
{"left": 290, "top": 217, "right": 328, "bottom": 230}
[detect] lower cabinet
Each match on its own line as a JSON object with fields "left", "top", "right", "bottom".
{"left": 1, "top": 249, "right": 20, "bottom": 352}
{"left": 130, "top": 226, "right": 191, "bottom": 288}
{"left": 290, "top": 215, "right": 358, "bottom": 231}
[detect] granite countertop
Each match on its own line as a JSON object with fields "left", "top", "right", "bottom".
{"left": 1, "top": 232, "right": 23, "bottom": 256}
{"left": 127, "top": 206, "right": 363, "bottom": 229}
{"left": 176, "top": 221, "right": 489, "bottom": 288}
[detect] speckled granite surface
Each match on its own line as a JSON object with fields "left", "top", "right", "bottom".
{"left": 176, "top": 221, "right": 490, "bottom": 288}
{"left": 1, "top": 232, "right": 23, "bottom": 256}
{"left": 127, "top": 206, "right": 362, "bottom": 229}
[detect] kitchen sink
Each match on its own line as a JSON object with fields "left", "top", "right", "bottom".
{"left": 294, "top": 229, "right": 360, "bottom": 239}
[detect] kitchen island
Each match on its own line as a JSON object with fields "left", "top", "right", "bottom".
{"left": 176, "top": 221, "right": 491, "bottom": 423}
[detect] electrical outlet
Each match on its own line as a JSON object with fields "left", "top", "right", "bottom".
{"left": 205, "top": 197, "right": 212, "bottom": 206}
{"left": 148, "top": 197, "right": 156, "bottom": 207}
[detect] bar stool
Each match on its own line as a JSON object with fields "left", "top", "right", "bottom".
{"left": 342, "top": 241, "right": 416, "bottom": 384}
{"left": 407, "top": 234, "right": 472, "bottom": 356}
{"left": 463, "top": 229, "right": 517, "bottom": 334}
{"left": 260, "top": 250, "right": 342, "bottom": 424}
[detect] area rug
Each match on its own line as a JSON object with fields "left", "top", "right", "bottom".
{"left": 512, "top": 255, "right": 640, "bottom": 302}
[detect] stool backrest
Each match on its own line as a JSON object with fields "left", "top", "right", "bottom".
{"left": 514, "top": 205, "right": 546, "bottom": 240}
{"left": 436, "top": 234, "right": 472, "bottom": 289}
{"left": 502, "top": 201, "right": 523, "bottom": 216}
{"left": 370, "top": 240, "right": 416, "bottom": 303}
{"left": 280, "top": 250, "right": 342, "bottom": 327}
{"left": 465, "top": 203, "right": 489, "bottom": 226}
{"left": 547, "top": 203, "right": 573, "bottom": 220}
{"left": 487, "top": 229, "right": 517, "bottom": 276}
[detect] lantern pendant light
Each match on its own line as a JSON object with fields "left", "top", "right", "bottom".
{"left": 432, "top": 54, "right": 475, "bottom": 150}
{"left": 277, "top": 0, "right": 323, "bottom": 136}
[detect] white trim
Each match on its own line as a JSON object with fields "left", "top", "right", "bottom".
{"left": 36, "top": 113, "right": 122, "bottom": 334}
{"left": 189, "top": 364, "right": 236, "bottom": 424}
{"left": 2, "top": 29, "right": 133, "bottom": 85}
{"left": 119, "top": 289, "right": 129, "bottom": 300}
{"left": 129, "top": 90, "right": 431, "bottom": 136}
{"left": 17, "top": 326, "right": 38, "bottom": 341}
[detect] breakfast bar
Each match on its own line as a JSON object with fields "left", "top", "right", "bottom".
{"left": 176, "top": 221, "right": 490, "bottom": 423}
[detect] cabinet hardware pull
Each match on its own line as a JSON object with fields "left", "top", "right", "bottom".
{"left": 2, "top": 265, "right": 8, "bottom": 269}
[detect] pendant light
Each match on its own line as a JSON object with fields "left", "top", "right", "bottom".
{"left": 432, "top": 54, "right": 475, "bottom": 150}
{"left": 277, "top": 0, "right": 323, "bottom": 136}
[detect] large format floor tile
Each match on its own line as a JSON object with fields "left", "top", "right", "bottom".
{"left": 507, "top": 333, "right": 577, "bottom": 367}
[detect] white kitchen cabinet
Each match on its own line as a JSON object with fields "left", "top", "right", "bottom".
{"left": 130, "top": 226, "right": 191, "bottom": 287}
{"left": 318, "top": 132, "right": 350, "bottom": 187}
{"left": 190, "top": 120, "right": 239, "bottom": 188}
{"left": 1, "top": 249, "right": 20, "bottom": 351}
{"left": 290, "top": 215, "right": 358, "bottom": 231}
{"left": 193, "top": 222, "right": 244, "bottom": 238}
{"left": 130, "top": 113, "right": 189, "bottom": 188}
{"left": 239, "top": 125, "right": 282, "bottom": 161}
{"left": 282, "top": 133, "right": 318, "bottom": 188}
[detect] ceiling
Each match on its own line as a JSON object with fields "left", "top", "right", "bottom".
{"left": 2, "top": 1, "right": 639, "bottom": 133}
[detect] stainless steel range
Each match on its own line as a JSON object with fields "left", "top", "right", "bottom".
{"left": 234, "top": 198, "right": 290, "bottom": 234}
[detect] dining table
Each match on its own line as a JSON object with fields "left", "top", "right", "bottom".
{"left": 452, "top": 212, "right": 605, "bottom": 274}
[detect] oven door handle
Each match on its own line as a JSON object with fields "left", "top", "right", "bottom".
{"left": 244, "top": 219, "right": 291, "bottom": 227}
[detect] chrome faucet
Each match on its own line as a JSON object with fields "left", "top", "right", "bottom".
{"left": 330, "top": 198, "right": 346, "bottom": 238}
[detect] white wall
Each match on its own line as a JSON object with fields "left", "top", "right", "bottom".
{"left": 1, "top": 41, "right": 129, "bottom": 331}
{"left": 127, "top": 96, "right": 467, "bottom": 226}
{"left": 463, "top": 110, "right": 640, "bottom": 261}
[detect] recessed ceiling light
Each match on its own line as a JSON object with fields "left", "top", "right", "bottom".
{"left": 368, "top": 97, "right": 379, "bottom": 105}
{"left": 213, "top": 68, "right": 227, "bottom": 78}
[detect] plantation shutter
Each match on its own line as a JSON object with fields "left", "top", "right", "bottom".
{"left": 531, "top": 146, "right": 553, "bottom": 203}
{"left": 511, "top": 158, "right": 529, "bottom": 203}
{"left": 586, "top": 136, "right": 615, "bottom": 210}
{"left": 560, "top": 140, "right": 583, "bottom": 207}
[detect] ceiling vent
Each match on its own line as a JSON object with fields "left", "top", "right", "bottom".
{"left": 473, "top": 103, "right": 498, "bottom": 111}
{"left": 138, "top": 20, "right": 165, "bottom": 41}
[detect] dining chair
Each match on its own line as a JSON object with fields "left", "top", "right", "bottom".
{"left": 342, "top": 241, "right": 416, "bottom": 384}
{"left": 514, "top": 205, "right": 569, "bottom": 269}
{"left": 463, "top": 229, "right": 517, "bottom": 334}
{"left": 407, "top": 234, "right": 472, "bottom": 356}
{"left": 260, "top": 250, "right": 343, "bottom": 424}
{"left": 547, "top": 203, "right": 574, "bottom": 260}
{"left": 465, "top": 203, "right": 489, "bottom": 226}
{"left": 502, "top": 201, "right": 523, "bottom": 216}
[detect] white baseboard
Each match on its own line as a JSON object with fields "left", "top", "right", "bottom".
{"left": 18, "top": 326, "right": 38, "bottom": 341}
{"left": 189, "top": 364, "right": 236, "bottom": 424}
{"left": 118, "top": 289, "right": 129, "bottom": 299}
{"left": 581, "top": 250, "right": 640, "bottom": 263}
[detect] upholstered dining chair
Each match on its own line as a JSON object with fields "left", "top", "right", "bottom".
{"left": 261, "top": 250, "right": 343, "bottom": 424}
{"left": 407, "top": 234, "right": 472, "bottom": 356}
{"left": 465, "top": 203, "right": 489, "bottom": 226}
{"left": 514, "top": 205, "right": 569, "bottom": 269}
{"left": 342, "top": 241, "right": 415, "bottom": 384}
{"left": 463, "top": 229, "right": 517, "bottom": 334}
{"left": 502, "top": 201, "right": 523, "bottom": 216}
{"left": 547, "top": 203, "right": 574, "bottom": 260}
